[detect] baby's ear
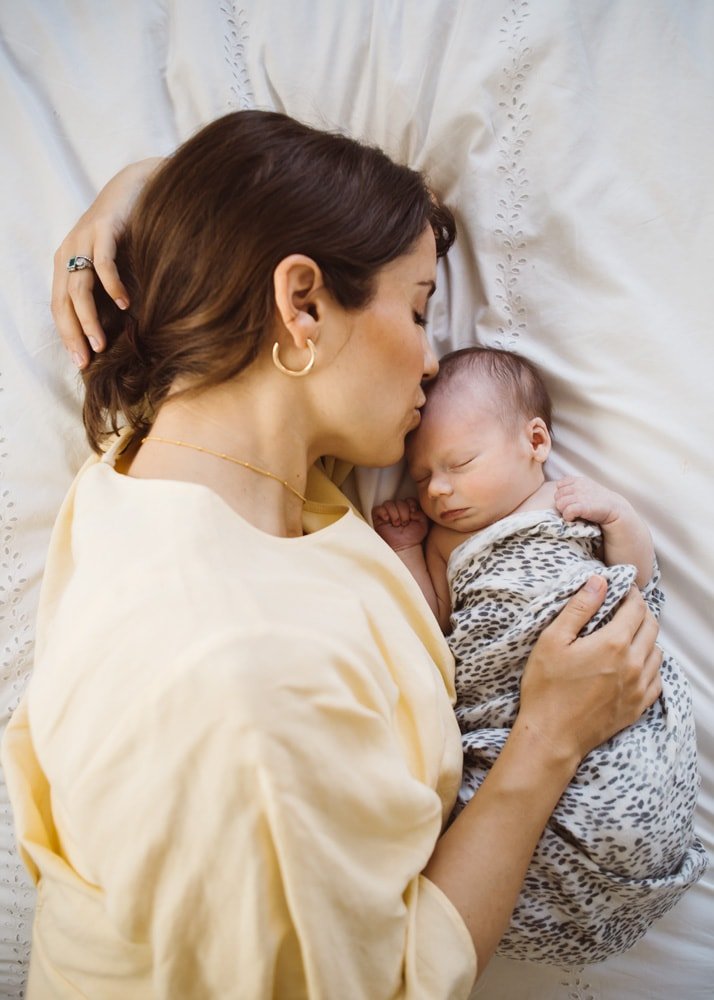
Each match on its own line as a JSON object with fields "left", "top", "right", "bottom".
{"left": 528, "top": 417, "right": 552, "bottom": 463}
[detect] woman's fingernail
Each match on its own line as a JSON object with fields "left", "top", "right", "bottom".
{"left": 71, "top": 352, "right": 84, "bottom": 369}
{"left": 584, "top": 575, "right": 605, "bottom": 593}
{"left": 115, "top": 297, "right": 129, "bottom": 310}
{"left": 88, "top": 336, "right": 100, "bottom": 352}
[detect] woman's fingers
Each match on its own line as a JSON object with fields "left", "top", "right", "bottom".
{"left": 59, "top": 307, "right": 91, "bottom": 369}
{"left": 53, "top": 239, "right": 96, "bottom": 363}
{"left": 50, "top": 159, "right": 161, "bottom": 367}
{"left": 642, "top": 646, "right": 664, "bottom": 707}
{"left": 522, "top": 582, "right": 662, "bottom": 764}
{"left": 71, "top": 273, "right": 107, "bottom": 355}
{"left": 627, "top": 609, "right": 663, "bottom": 709}
{"left": 627, "top": 599, "right": 658, "bottom": 658}
{"left": 53, "top": 226, "right": 127, "bottom": 364}
{"left": 52, "top": 278, "right": 93, "bottom": 368}
{"left": 616, "top": 586, "right": 650, "bottom": 640}
{"left": 546, "top": 575, "right": 608, "bottom": 643}
{"left": 92, "top": 227, "right": 129, "bottom": 309}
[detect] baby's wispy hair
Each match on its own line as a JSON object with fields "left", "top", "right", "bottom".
{"left": 425, "top": 346, "right": 553, "bottom": 432}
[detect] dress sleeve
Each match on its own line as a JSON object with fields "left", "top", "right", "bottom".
{"left": 76, "top": 626, "right": 476, "bottom": 999}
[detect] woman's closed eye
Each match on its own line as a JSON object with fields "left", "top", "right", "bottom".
{"left": 413, "top": 311, "right": 428, "bottom": 328}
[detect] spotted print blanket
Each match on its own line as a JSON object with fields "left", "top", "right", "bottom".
{"left": 448, "top": 509, "right": 708, "bottom": 966}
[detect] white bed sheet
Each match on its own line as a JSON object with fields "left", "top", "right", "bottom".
{"left": 0, "top": 2, "right": 711, "bottom": 997}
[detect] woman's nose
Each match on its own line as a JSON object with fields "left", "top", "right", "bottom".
{"left": 422, "top": 335, "right": 439, "bottom": 380}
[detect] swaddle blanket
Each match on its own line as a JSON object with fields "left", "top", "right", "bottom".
{"left": 449, "top": 509, "right": 708, "bottom": 966}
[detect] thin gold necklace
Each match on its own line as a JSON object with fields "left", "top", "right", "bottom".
{"left": 141, "top": 436, "right": 307, "bottom": 503}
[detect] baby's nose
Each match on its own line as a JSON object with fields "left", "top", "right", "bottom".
{"left": 428, "top": 475, "right": 452, "bottom": 498}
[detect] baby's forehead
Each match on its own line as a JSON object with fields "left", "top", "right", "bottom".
{"left": 407, "top": 386, "right": 499, "bottom": 457}
{"left": 424, "top": 374, "right": 503, "bottom": 425}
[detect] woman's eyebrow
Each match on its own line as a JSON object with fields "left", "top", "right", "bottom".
{"left": 417, "top": 280, "right": 436, "bottom": 298}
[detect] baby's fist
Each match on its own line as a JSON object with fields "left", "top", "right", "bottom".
{"left": 554, "top": 476, "right": 625, "bottom": 526}
{"left": 372, "top": 497, "right": 429, "bottom": 551}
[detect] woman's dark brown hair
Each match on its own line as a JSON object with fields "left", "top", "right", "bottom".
{"left": 84, "top": 110, "right": 456, "bottom": 451}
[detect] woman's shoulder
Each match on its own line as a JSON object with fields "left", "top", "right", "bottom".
{"left": 37, "top": 451, "right": 453, "bottom": 764}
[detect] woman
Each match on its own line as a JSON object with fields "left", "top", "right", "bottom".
{"left": 3, "top": 111, "right": 661, "bottom": 999}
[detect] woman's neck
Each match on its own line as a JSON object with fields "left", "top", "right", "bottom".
{"left": 127, "top": 380, "right": 311, "bottom": 538}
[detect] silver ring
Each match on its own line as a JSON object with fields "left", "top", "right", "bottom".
{"left": 67, "top": 255, "right": 94, "bottom": 272}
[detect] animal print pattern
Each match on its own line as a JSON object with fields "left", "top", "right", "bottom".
{"left": 448, "top": 509, "right": 708, "bottom": 966}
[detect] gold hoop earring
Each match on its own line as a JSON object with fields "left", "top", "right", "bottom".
{"left": 272, "top": 338, "right": 316, "bottom": 378}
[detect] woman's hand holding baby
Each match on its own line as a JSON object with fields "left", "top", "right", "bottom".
{"left": 425, "top": 576, "right": 661, "bottom": 967}
{"left": 518, "top": 577, "right": 662, "bottom": 769}
{"left": 425, "top": 576, "right": 662, "bottom": 969}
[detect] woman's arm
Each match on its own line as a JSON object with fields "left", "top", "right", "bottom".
{"left": 426, "top": 577, "right": 661, "bottom": 973}
{"left": 52, "top": 157, "right": 163, "bottom": 368}
{"left": 555, "top": 476, "right": 654, "bottom": 587}
{"left": 369, "top": 510, "right": 661, "bottom": 972}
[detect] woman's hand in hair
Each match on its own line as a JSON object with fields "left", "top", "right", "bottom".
{"left": 52, "top": 157, "right": 163, "bottom": 369}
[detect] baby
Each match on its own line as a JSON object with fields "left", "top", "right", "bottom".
{"left": 373, "top": 346, "right": 707, "bottom": 966}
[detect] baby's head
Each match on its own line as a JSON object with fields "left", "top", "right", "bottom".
{"left": 407, "top": 347, "right": 553, "bottom": 532}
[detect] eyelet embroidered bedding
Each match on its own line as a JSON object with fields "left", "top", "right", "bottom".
{"left": 0, "top": 2, "right": 711, "bottom": 997}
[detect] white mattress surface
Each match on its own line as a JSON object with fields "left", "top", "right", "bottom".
{"left": 0, "top": 2, "right": 711, "bottom": 997}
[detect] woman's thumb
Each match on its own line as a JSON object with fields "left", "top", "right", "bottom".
{"left": 554, "top": 575, "right": 608, "bottom": 642}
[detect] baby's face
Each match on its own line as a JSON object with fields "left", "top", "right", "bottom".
{"left": 407, "top": 385, "right": 543, "bottom": 533}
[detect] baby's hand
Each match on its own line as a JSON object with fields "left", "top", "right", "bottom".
{"left": 554, "top": 476, "right": 626, "bottom": 527}
{"left": 372, "top": 498, "right": 429, "bottom": 551}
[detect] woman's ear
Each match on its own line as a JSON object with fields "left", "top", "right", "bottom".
{"left": 527, "top": 417, "right": 552, "bottom": 464}
{"left": 273, "top": 255, "right": 324, "bottom": 349}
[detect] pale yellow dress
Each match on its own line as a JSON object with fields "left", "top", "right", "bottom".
{"left": 2, "top": 433, "right": 476, "bottom": 999}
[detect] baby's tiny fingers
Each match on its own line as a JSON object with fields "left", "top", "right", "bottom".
{"left": 380, "top": 500, "right": 404, "bottom": 526}
{"left": 371, "top": 505, "right": 389, "bottom": 526}
{"left": 394, "top": 499, "right": 414, "bottom": 524}
{"left": 558, "top": 502, "right": 581, "bottom": 522}
{"left": 555, "top": 482, "right": 577, "bottom": 499}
